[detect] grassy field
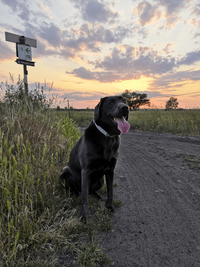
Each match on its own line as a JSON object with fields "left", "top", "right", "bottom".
{"left": 69, "top": 109, "right": 200, "bottom": 137}
{"left": 129, "top": 109, "right": 200, "bottom": 136}
{"left": 69, "top": 110, "right": 94, "bottom": 127}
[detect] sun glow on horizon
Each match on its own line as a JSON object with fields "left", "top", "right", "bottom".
{"left": 0, "top": 0, "right": 200, "bottom": 109}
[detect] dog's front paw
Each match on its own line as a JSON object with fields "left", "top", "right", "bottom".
{"left": 105, "top": 203, "right": 115, "bottom": 213}
{"left": 80, "top": 205, "right": 88, "bottom": 224}
{"left": 80, "top": 215, "right": 87, "bottom": 224}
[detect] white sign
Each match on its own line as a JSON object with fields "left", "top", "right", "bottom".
{"left": 17, "top": 44, "right": 32, "bottom": 61}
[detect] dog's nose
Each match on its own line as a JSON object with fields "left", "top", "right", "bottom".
{"left": 121, "top": 105, "right": 128, "bottom": 111}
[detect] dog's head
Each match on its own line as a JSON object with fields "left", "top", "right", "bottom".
{"left": 94, "top": 96, "right": 130, "bottom": 135}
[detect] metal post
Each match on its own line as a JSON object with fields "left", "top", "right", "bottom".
{"left": 23, "top": 64, "right": 28, "bottom": 94}
{"left": 68, "top": 100, "right": 70, "bottom": 117}
{"left": 20, "top": 36, "right": 28, "bottom": 94}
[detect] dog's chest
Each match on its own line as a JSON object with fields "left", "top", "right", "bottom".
{"left": 103, "top": 139, "right": 118, "bottom": 161}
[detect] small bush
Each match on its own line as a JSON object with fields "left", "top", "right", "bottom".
{"left": 0, "top": 76, "right": 53, "bottom": 118}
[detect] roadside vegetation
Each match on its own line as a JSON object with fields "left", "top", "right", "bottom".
{"left": 0, "top": 78, "right": 116, "bottom": 267}
{"left": 68, "top": 109, "right": 200, "bottom": 137}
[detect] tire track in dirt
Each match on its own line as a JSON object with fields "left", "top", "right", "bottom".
{"left": 101, "top": 131, "right": 200, "bottom": 267}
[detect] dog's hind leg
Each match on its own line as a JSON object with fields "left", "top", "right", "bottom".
{"left": 60, "top": 166, "right": 69, "bottom": 183}
{"left": 60, "top": 166, "right": 79, "bottom": 196}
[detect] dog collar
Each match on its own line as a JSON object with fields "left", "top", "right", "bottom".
{"left": 93, "top": 120, "right": 116, "bottom": 138}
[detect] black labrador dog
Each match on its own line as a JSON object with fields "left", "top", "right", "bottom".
{"left": 60, "top": 95, "right": 130, "bottom": 222}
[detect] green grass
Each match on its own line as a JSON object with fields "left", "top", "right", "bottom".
{"left": 0, "top": 110, "right": 82, "bottom": 266}
{"left": 69, "top": 110, "right": 94, "bottom": 127}
{"left": 184, "top": 154, "right": 200, "bottom": 169}
{"left": 0, "top": 80, "right": 120, "bottom": 267}
{"left": 175, "top": 153, "right": 200, "bottom": 169}
{"left": 128, "top": 109, "right": 200, "bottom": 136}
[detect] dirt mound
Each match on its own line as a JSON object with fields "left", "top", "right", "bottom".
{"left": 101, "top": 131, "right": 200, "bottom": 267}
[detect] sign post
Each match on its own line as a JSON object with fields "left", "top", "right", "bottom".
{"left": 5, "top": 32, "right": 37, "bottom": 93}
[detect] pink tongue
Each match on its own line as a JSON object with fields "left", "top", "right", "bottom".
{"left": 116, "top": 117, "right": 130, "bottom": 134}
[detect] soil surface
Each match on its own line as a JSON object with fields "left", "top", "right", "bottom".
{"left": 100, "top": 130, "right": 200, "bottom": 267}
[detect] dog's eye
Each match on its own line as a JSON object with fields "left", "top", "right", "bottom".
{"left": 110, "top": 102, "right": 113, "bottom": 105}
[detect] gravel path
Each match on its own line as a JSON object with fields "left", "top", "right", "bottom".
{"left": 101, "top": 130, "right": 200, "bottom": 267}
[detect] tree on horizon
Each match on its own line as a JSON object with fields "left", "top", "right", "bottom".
{"left": 165, "top": 97, "right": 179, "bottom": 110}
{"left": 121, "top": 90, "right": 150, "bottom": 110}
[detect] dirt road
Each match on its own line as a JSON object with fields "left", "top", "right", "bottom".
{"left": 101, "top": 131, "right": 200, "bottom": 267}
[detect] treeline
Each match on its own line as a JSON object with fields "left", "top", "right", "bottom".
{"left": 55, "top": 106, "right": 94, "bottom": 111}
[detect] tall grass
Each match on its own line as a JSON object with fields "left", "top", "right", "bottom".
{"left": 0, "top": 80, "right": 81, "bottom": 266}
{"left": 128, "top": 109, "right": 200, "bottom": 136}
{"left": 0, "top": 79, "right": 113, "bottom": 266}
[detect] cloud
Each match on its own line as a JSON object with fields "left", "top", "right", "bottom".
{"left": 66, "top": 67, "right": 95, "bottom": 80}
{"left": 60, "top": 90, "right": 109, "bottom": 101}
{"left": 26, "top": 84, "right": 109, "bottom": 104}
{"left": 156, "top": 0, "right": 186, "bottom": 16}
{"left": 66, "top": 44, "right": 200, "bottom": 84}
{"left": 162, "top": 43, "right": 175, "bottom": 54}
{"left": 66, "top": 45, "right": 177, "bottom": 83}
{"left": 194, "top": 33, "right": 200, "bottom": 38}
{"left": 147, "top": 69, "right": 200, "bottom": 91}
{"left": 20, "top": 21, "right": 131, "bottom": 60}
{"left": 191, "top": 5, "right": 200, "bottom": 17}
{"left": 133, "top": 1, "right": 162, "bottom": 26}
{"left": 1, "top": 0, "right": 31, "bottom": 20}
{"left": 1, "top": 0, "right": 19, "bottom": 12}
{"left": 135, "top": 90, "right": 170, "bottom": 99}
{"left": 34, "top": 43, "right": 56, "bottom": 58}
{"left": 178, "top": 50, "right": 200, "bottom": 66}
{"left": 156, "top": 0, "right": 188, "bottom": 27}
{"left": 70, "top": 0, "right": 119, "bottom": 23}
{"left": 37, "top": 22, "right": 62, "bottom": 47}
{"left": 67, "top": 66, "right": 144, "bottom": 83}
{"left": 63, "top": 23, "right": 131, "bottom": 53}
{"left": 96, "top": 45, "right": 176, "bottom": 76}
{"left": 190, "top": 18, "right": 199, "bottom": 26}
{"left": 0, "top": 40, "right": 14, "bottom": 62}
{"left": 1, "top": 0, "right": 50, "bottom": 22}
{"left": 133, "top": 0, "right": 189, "bottom": 28}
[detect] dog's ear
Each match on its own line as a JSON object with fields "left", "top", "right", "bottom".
{"left": 94, "top": 98, "right": 102, "bottom": 121}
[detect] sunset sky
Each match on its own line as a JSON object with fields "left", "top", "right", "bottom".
{"left": 0, "top": 0, "right": 200, "bottom": 109}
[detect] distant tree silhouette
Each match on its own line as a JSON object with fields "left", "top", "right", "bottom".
{"left": 121, "top": 90, "right": 150, "bottom": 110}
{"left": 165, "top": 97, "right": 179, "bottom": 110}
